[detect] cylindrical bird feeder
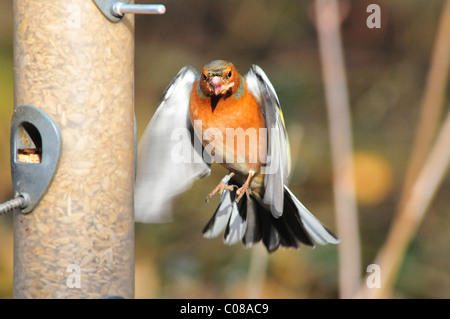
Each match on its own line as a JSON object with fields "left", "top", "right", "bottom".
{"left": 13, "top": 0, "right": 135, "bottom": 298}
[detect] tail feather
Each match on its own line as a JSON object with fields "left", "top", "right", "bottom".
{"left": 224, "top": 197, "right": 247, "bottom": 245}
{"left": 272, "top": 213, "right": 301, "bottom": 249}
{"left": 242, "top": 198, "right": 261, "bottom": 246}
{"left": 202, "top": 187, "right": 234, "bottom": 239}
{"left": 258, "top": 208, "right": 281, "bottom": 252}
{"left": 283, "top": 190, "right": 315, "bottom": 247}
{"left": 202, "top": 184, "right": 339, "bottom": 252}
{"left": 284, "top": 187, "right": 339, "bottom": 245}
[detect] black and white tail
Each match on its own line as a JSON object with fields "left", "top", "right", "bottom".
{"left": 203, "top": 184, "right": 339, "bottom": 253}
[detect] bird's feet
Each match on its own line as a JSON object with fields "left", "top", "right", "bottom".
{"left": 235, "top": 170, "right": 255, "bottom": 203}
{"left": 206, "top": 172, "right": 236, "bottom": 202}
{"left": 235, "top": 182, "right": 251, "bottom": 203}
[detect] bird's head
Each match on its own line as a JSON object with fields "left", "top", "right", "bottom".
{"left": 200, "top": 60, "right": 240, "bottom": 97}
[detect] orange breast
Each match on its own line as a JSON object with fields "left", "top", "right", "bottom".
{"left": 189, "top": 80, "right": 267, "bottom": 178}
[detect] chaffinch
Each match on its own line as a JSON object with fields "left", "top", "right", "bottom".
{"left": 135, "top": 60, "right": 339, "bottom": 252}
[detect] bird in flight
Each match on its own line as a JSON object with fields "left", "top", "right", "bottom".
{"left": 135, "top": 60, "right": 339, "bottom": 252}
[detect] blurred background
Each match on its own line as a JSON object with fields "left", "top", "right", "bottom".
{"left": 0, "top": 0, "right": 448, "bottom": 298}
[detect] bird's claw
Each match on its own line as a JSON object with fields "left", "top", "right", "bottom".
{"left": 206, "top": 182, "right": 236, "bottom": 202}
{"left": 235, "top": 183, "right": 251, "bottom": 203}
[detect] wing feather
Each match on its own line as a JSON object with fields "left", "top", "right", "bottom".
{"left": 245, "top": 65, "right": 290, "bottom": 218}
{"left": 135, "top": 66, "right": 211, "bottom": 223}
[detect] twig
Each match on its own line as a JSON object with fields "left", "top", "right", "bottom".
{"left": 357, "top": 108, "right": 450, "bottom": 299}
{"left": 399, "top": 0, "right": 450, "bottom": 212}
{"left": 314, "top": 0, "right": 361, "bottom": 298}
{"left": 244, "top": 125, "right": 304, "bottom": 298}
{"left": 246, "top": 245, "right": 269, "bottom": 298}
{"left": 357, "top": 1, "right": 450, "bottom": 298}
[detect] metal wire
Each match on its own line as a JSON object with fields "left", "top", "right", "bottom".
{"left": 0, "top": 196, "right": 25, "bottom": 215}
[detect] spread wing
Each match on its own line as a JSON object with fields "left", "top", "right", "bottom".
{"left": 135, "top": 66, "right": 211, "bottom": 223}
{"left": 245, "top": 65, "right": 291, "bottom": 218}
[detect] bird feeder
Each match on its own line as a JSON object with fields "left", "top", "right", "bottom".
{"left": 12, "top": 0, "right": 164, "bottom": 298}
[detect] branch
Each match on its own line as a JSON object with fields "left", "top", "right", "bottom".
{"left": 358, "top": 108, "right": 450, "bottom": 299}
{"left": 314, "top": 0, "right": 361, "bottom": 299}
{"left": 357, "top": 0, "right": 450, "bottom": 298}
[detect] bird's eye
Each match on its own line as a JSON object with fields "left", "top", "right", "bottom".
{"left": 227, "top": 71, "right": 232, "bottom": 79}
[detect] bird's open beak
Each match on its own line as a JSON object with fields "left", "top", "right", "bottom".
{"left": 209, "top": 76, "right": 226, "bottom": 96}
